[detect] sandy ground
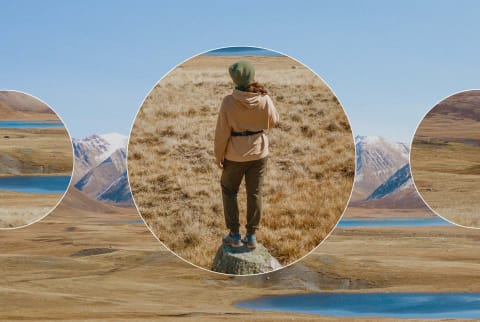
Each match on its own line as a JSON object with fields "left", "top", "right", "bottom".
{"left": 0, "top": 191, "right": 62, "bottom": 228}
{"left": 0, "top": 192, "right": 478, "bottom": 321}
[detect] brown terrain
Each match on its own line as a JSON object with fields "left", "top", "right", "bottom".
{"left": 350, "top": 188, "right": 428, "bottom": 210}
{"left": 0, "top": 128, "right": 72, "bottom": 176}
{"left": 0, "top": 188, "right": 478, "bottom": 321}
{"left": 411, "top": 90, "right": 480, "bottom": 227}
{"left": 0, "top": 91, "right": 73, "bottom": 228}
{"left": 128, "top": 55, "right": 355, "bottom": 270}
{"left": 0, "top": 91, "right": 58, "bottom": 120}
{"left": 0, "top": 191, "right": 61, "bottom": 228}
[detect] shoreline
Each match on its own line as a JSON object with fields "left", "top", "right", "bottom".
{"left": 0, "top": 193, "right": 479, "bottom": 320}
{"left": 233, "top": 291, "right": 480, "bottom": 320}
{"left": 0, "top": 173, "right": 72, "bottom": 178}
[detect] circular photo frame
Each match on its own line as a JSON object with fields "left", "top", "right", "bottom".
{"left": 128, "top": 46, "right": 355, "bottom": 275}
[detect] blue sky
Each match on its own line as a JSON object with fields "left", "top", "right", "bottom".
{"left": 1, "top": 1, "right": 479, "bottom": 142}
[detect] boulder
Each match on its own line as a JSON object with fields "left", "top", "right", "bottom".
{"left": 212, "top": 243, "right": 282, "bottom": 275}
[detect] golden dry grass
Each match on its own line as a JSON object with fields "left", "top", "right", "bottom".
{"left": 0, "top": 191, "right": 61, "bottom": 228}
{"left": 411, "top": 91, "right": 480, "bottom": 228}
{"left": 0, "top": 127, "right": 72, "bottom": 176}
{"left": 128, "top": 55, "right": 355, "bottom": 270}
{"left": 411, "top": 141, "right": 480, "bottom": 227}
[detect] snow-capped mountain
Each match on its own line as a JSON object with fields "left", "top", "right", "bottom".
{"left": 73, "top": 133, "right": 133, "bottom": 207}
{"left": 352, "top": 135, "right": 409, "bottom": 201}
{"left": 350, "top": 135, "right": 426, "bottom": 209}
{"left": 75, "top": 149, "right": 126, "bottom": 197}
{"left": 73, "top": 133, "right": 128, "bottom": 182}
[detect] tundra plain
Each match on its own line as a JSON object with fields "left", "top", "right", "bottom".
{"left": 411, "top": 90, "right": 480, "bottom": 227}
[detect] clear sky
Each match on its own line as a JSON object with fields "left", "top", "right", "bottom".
{"left": 1, "top": 0, "right": 479, "bottom": 143}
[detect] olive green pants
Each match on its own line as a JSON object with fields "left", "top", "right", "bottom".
{"left": 221, "top": 157, "right": 267, "bottom": 235}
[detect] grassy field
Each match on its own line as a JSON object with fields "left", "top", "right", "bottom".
{"left": 128, "top": 55, "right": 355, "bottom": 270}
{"left": 0, "top": 190, "right": 61, "bottom": 228}
{"left": 0, "top": 128, "right": 72, "bottom": 176}
{"left": 411, "top": 91, "right": 480, "bottom": 227}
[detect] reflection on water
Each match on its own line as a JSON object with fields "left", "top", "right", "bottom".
{"left": 0, "top": 176, "right": 70, "bottom": 194}
{"left": 236, "top": 292, "right": 480, "bottom": 319}
{"left": 337, "top": 217, "right": 450, "bottom": 227}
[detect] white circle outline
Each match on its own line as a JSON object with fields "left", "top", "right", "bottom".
{"left": 0, "top": 89, "right": 75, "bottom": 230}
{"left": 126, "top": 45, "right": 357, "bottom": 276}
{"left": 409, "top": 89, "right": 480, "bottom": 230}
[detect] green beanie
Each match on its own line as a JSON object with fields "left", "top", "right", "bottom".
{"left": 229, "top": 60, "right": 255, "bottom": 90}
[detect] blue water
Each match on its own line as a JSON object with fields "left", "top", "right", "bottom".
{"left": 0, "top": 176, "right": 70, "bottom": 194}
{"left": 204, "top": 47, "right": 283, "bottom": 57}
{"left": 337, "top": 217, "right": 450, "bottom": 227}
{"left": 236, "top": 293, "right": 480, "bottom": 319}
{"left": 0, "top": 120, "right": 63, "bottom": 128}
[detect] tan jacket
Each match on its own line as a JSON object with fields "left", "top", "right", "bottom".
{"left": 214, "top": 89, "right": 279, "bottom": 163}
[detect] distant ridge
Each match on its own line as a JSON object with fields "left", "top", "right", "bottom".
{"left": 352, "top": 135, "right": 409, "bottom": 201}
{"left": 58, "top": 187, "right": 132, "bottom": 214}
{"left": 72, "top": 133, "right": 133, "bottom": 208}
{"left": 351, "top": 135, "right": 427, "bottom": 209}
{"left": 0, "top": 91, "right": 57, "bottom": 120}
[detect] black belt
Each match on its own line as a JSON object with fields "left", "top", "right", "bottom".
{"left": 231, "top": 130, "right": 264, "bottom": 137}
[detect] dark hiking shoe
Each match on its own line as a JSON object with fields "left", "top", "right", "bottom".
{"left": 223, "top": 232, "right": 243, "bottom": 248}
{"left": 243, "top": 234, "right": 257, "bottom": 249}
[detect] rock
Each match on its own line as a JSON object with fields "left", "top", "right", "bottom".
{"left": 212, "top": 243, "right": 282, "bottom": 275}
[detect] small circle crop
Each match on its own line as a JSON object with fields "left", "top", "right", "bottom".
{"left": 410, "top": 90, "right": 480, "bottom": 228}
{"left": 128, "top": 46, "right": 355, "bottom": 275}
{"left": 0, "top": 90, "right": 74, "bottom": 229}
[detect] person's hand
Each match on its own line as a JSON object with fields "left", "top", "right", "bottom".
{"left": 217, "top": 161, "right": 224, "bottom": 169}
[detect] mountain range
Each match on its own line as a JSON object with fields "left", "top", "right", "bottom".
{"left": 72, "top": 133, "right": 133, "bottom": 207}
{"left": 71, "top": 133, "right": 425, "bottom": 209}
{"left": 350, "top": 135, "right": 426, "bottom": 209}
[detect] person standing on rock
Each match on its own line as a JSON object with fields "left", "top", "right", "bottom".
{"left": 214, "top": 60, "right": 279, "bottom": 250}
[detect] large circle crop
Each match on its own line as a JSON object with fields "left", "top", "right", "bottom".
{"left": 0, "top": 90, "right": 73, "bottom": 229}
{"left": 128, "top": 47, "right": 355, "bottom": 274}
{"left": 411, "top": 90, "right": 480, "bottom": 228}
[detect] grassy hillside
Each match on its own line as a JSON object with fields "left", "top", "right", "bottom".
{"left": 0, "top": 91, "right": 58, "bottom": 120}
{"left": 0, "top": 128, "right": 73, "bottom": 176}
{"left": 411, "top": 90, "right": 480, "bottom": 227}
